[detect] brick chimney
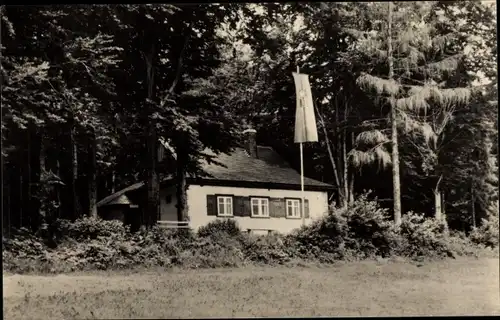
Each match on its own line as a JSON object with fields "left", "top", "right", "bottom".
{"left": 242, "top": 128, "right": 258, "bottom": 158}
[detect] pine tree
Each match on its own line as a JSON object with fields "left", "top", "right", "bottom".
{"left": 347, "top": 2, "right": 474, "bottom": 223}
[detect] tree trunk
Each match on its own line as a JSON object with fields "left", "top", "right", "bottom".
{"left": 175, "top": 149, "right": 189, "bottom": 222}
{"left": 387, "top": 1, "right": 402, "bottom": 226}
{"left": 55, "top": 158, "right": 61, "bottom": 219}
{"left": 335, "top": 95, "right": 346, "bottom": 207}
{"left": 164, "top": 31, "right": 190, "bottom": 223}
{"left": 19, "top": 164, "right": 24, "bottom": 228}
{"left": 38, "top": 134, "right": 50, "bottom": 222}
{"left": 45, "top": 133, "right": 57, "bottom": 174}
{"left": 342, "top": 99, "right": 349, "bottom": 209}
{"left": 8, "top": 147, "right": 22, "bottom": 229}
{"left": 3, "top": 181, "right": 11, "bottom": 237}
{"left": 39, "top": 134, "right": 47, "bottom": 221}
{"left": 434, "top": 175, "right": 443, "bottom": 220}
{"left": 434, "top": 191, "right": 442, "bottom": 221}
{"left": 40, "top": 132, "right": 46, "bottom": 172}
{"left": 471, "top": 186, "right": 476, "bottom": 228}
{"left": 61, "top": 123, "right": 78, "bottom": 221}
{"left": 348, "top": 131, "right": 355, "bottom": 204}
{"left": 22, "top": 130, "right": 31, "bottom": 229}
{"left": 146, "top": 124, "right": 160, "bottom": 226}
{"left": 2, "top": 151, "right": 11, "bottom": 236}
{"left": 29, "top": 128, "right": 42, "bottom": 231}
{"left": 341, "top": 130, "right": 349, "bottom": 208}
{"left": 442, "top": 192, "right": 446, "bottom": 216}
{"left": 43, "top": 134, "right": 60, "bottom": 220}
{"left": 71, "top": 126, "right": 79, "bottom": 220}
{"left": 145, "top": 44, "right": 159, "bottom": 227}
{"left": 88, "top": 130, "right": 97, "bottom": 218}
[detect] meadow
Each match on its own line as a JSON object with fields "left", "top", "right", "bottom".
{"left": 4, "top": 257, "right": 500, "bottom": 319}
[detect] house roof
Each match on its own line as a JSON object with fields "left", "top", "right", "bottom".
{"left": 107, "top": 194, "right": 132, "bottom": 205}
{"left": 97, "top": 182, "right": 144, "bottom": 207}
{"left": 201, "top": 146, "right": 332, "bottom": 188}
{"left": 97, "top": 146, "right": 334, "bottom": 207}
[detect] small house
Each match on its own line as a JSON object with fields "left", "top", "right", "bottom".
{"left": 97, "top": 129, "right": 334, "bottom": 234}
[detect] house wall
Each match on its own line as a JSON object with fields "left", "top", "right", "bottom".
{"left": 159, "top": 186, "right": 178, "bottom": 221}
{"left": 186, "top": 185, "right": 329, "bottom": 234}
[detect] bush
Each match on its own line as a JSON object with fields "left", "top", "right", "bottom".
{"left": 3, "top": 229, "right": 47, "bottom": 258}
{"left": 2, "top": 218, "right": 194, "bottom": 273}
{"left": 287, "top": 194, "right": 483, "bottom": 261}
{"left": 444, "top": 233, "right": 479, "bottom": 257}
{"left": 289, "top": 194, "right": 397, "bottom": 260}
{"left": 242, "top": 233, "right": 292, "bottom": 265}
{"left": 3, "top": 202, "right": 497, "bottom": 274}
{"left": 48, "top": 217, "right": 129, "bottom": 243}
{"left": 470, "top": 215, "right": 499, "bottom": 248}
{"left": 342, "top": 196, "right": 397, "bottom": 258}
{"left": 288, "top": 212, "right": 347, "bottom": 261}
{"left": 396, "top": 212, "right": 451, "bottom": 258}
{"left": 179, "top": 237, "right": 245, "bottom": 268}
{"left": 197, "top": 219, "right": 241, "bottom": 238}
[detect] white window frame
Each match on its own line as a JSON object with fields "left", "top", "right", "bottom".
{"left": 250, "top": 197, "right": 270, "bottom": 217}
{"left": 217, "top": 196, "right": 233, "bottom": 217}
{"left": 286, "top": 199, "right": 301, "bottom": 219}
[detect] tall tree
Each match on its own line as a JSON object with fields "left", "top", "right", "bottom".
{"left": 347, "top": 2, "right": 474, "bottom": 223}
{"left": 298, "top": 2, "right": 365, "bottom": 207}
{"left": 2, "top": 5, "right": 121, "bottom": 227}
{"left": 111, "top": 4, "right": 246, "bottom": 224}
{"left": 386, "top": 2, "right": 401, "bottom": 225}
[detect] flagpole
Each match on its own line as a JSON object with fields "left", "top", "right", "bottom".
{"left": 297, "top": 66, "right": 306, "bottom": 227}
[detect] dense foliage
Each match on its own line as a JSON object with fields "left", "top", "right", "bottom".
{"left": 3, "top": 197, "right": 497, "bottom": 274}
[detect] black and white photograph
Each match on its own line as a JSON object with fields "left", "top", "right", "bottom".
{"left": 1, "top": 1, "right": 499, "bottom": 318}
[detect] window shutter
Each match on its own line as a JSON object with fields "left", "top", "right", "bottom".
{"left": 304, "top": 199, "right": 310, "bottom": 218}
{"left": 242, "top": 197, "right": 251, "bottom": 216}
{"left": 206, "top": 195, "right": 216, "bottom": 216}
{"left": 270, "top": 198, "right": 286, "bottom": 218}
{"left": 233, "top": 196, "right": 245, "bottom": 216}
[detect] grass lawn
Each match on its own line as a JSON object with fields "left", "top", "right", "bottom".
{"left": 3, "top": 257, "right": 500, "bottom": 319}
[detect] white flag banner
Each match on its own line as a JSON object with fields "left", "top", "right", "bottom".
{"left": 293, "top": 72, "right": 318, "bottom": 143}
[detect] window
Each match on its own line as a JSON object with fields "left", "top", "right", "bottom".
{"left": 286, "top": 199, "right": 301, "bottom": 218}
{"left": 251, "top": 198, "right": 269, "bottom": 217}
{"left": 217, "top": 196, "right": 233, "bottom": 216}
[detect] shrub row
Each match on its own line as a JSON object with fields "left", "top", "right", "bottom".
{"left": 469, "top": 214, "right": 499, "bottom": 248}
{"left": 3, "top": 195, "right": 498, "bottom": 274}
